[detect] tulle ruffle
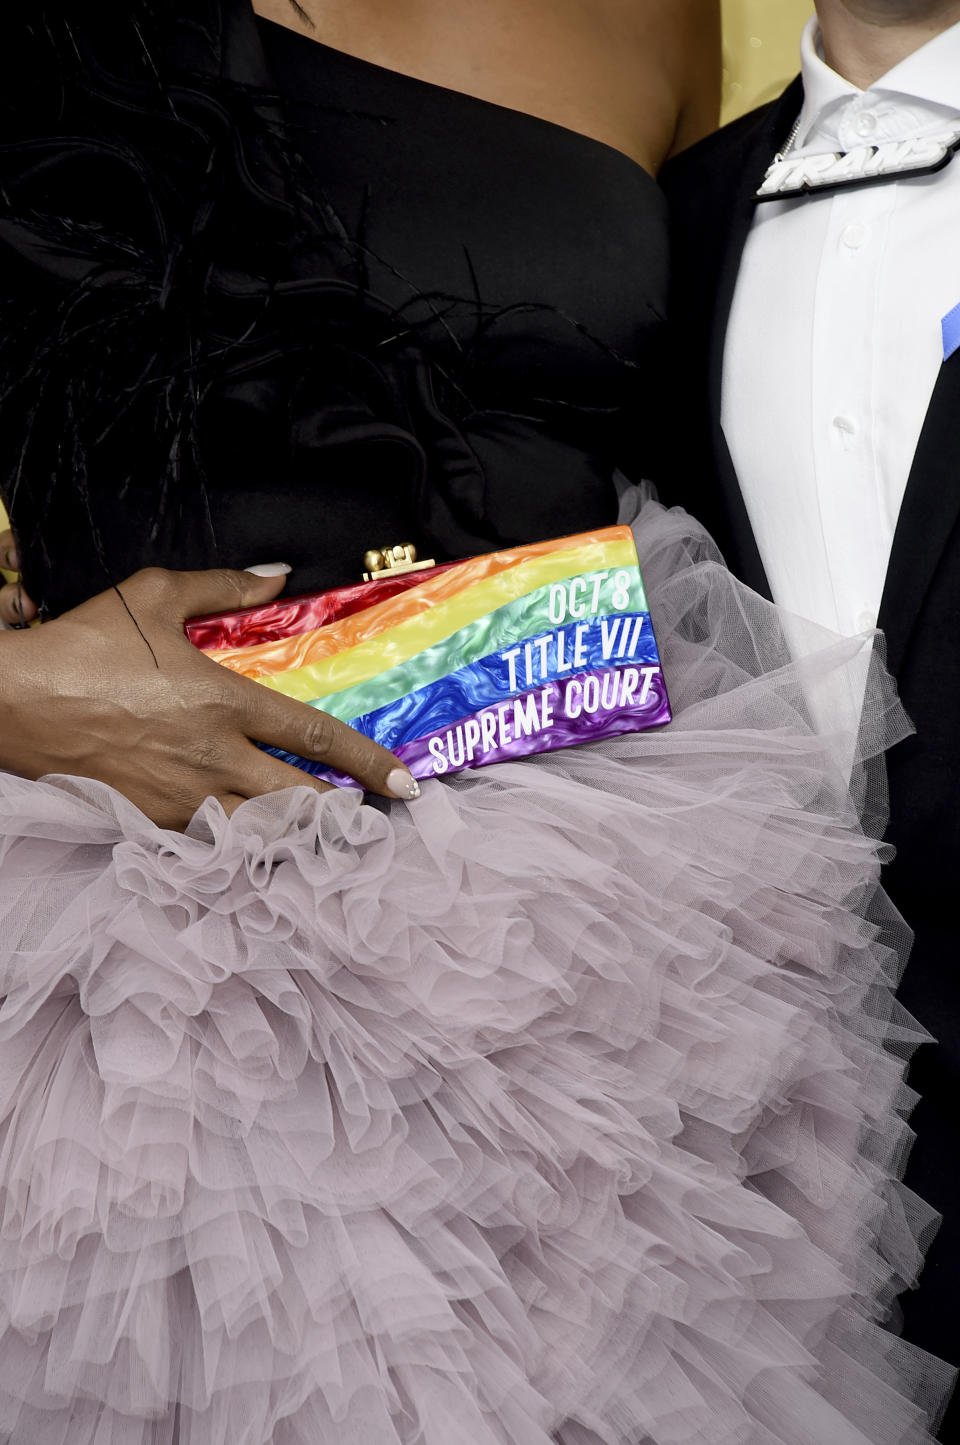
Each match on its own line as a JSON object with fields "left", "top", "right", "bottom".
{"left": 0, "top": 504, "right": 952, "bottom": 1443}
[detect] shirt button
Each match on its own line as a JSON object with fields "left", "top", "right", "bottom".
{"left": 854, "top": 111, "right": 878, "bottom": 137}
{"left": 841, "top": 222, "right": 870, "bottom": 250}
{"left": 856, "top": 609, "right": 878, "bottom": 632}
{"left": 833, "top": 415, "right": 857, "bottom": 435}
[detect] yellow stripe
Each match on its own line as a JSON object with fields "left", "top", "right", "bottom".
{"left": 243, "top": 536, "right": 637, "bottom": 701}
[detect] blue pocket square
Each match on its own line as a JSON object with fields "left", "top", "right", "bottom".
{"left": 942, "top": 302, "right": 960, "bottom": 361}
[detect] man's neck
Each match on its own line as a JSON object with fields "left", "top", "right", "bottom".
{"left": 816, "top": 0, "right": 960, "bottom": 87}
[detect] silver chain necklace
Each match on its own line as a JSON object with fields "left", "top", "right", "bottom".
{"left": 771, "top": 115, "right": 803, "bottom": 168}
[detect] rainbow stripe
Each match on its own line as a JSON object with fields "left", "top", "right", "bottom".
{"left": 188, "top": 526, "right": 671, "bottom": 784}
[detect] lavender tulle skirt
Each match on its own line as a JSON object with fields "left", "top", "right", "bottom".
{"left": 0, "top": 503, "right": 953, "bottom": 1443}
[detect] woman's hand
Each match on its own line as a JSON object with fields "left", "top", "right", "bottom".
{"left": 0, "top": 532, "right": 38, "bottom": 627}
{"left": 0, "top": 563, "right": 421, "bottom": 829}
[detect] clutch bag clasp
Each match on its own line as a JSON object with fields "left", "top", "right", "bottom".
{"left": 363, "top": 543, "right": 436, "bottom": 582}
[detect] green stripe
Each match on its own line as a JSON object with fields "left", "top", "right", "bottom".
{"left": 307, "top": 567, "right": 647, "bottom": 722}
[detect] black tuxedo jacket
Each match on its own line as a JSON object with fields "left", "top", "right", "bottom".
{"left": 661, "top": 85, "right": 960, "bottom": 1383}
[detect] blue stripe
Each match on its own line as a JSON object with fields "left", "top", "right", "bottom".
{"left": 260, "top": 612, "right": 658, "bottom": 773}
{"left": 348, "top": 613, "right": 656, "bottom": 750}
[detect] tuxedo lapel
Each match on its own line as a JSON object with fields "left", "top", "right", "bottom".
{"left": 879, "top": 352, "right": 960, "bottom": 675}
{"left": 704, "top": 81, "right": 804, "bottom": 598}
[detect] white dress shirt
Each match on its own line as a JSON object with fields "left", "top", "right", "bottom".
{"left": 722, "top": 18, "right": 960, "bottom": 639}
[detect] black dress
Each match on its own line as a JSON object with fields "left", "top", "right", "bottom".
{"left": 0, "top": 6, "right": 952, "bottom": 1443}
{"left": 2, "top": 8, "right": 666, "bottom": 615}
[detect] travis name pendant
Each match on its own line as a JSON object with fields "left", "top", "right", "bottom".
{"left": 754, "top": 116, "right": 960, "bottom": 203}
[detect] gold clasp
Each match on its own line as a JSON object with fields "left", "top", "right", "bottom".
{"left": 362, "top": 543, "right": 436, "bottom": 582}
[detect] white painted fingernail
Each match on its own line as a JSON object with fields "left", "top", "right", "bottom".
{"left": 387, "top": 768, "right": 421, "bottom": 801}
{"left": 244, "top": 562, "right": 292, "bottom": 577}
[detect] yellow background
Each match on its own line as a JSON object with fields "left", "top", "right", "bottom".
{"left": 0, "top": 4, "right": 813, "bottom": 554}
{"left": 722, "top": 0, "right": 812, "bottom": 123}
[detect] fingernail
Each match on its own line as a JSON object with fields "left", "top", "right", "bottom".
{"left": 387, "top": 767, "right": 421, "bottom": 801}
{"left": 244, "top": 562, "right": 292, "bottom": 577}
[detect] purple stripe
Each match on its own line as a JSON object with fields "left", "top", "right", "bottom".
{"left": 312, "top": 665, "right": 671, "bottom": 789}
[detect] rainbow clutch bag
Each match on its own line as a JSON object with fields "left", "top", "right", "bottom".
{"left": 186, "top": 526, "right": 671, "bottom": 787}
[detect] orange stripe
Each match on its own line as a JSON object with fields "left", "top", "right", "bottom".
{"left": 206, "top": 527, "right": 632, "bottom": 678}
